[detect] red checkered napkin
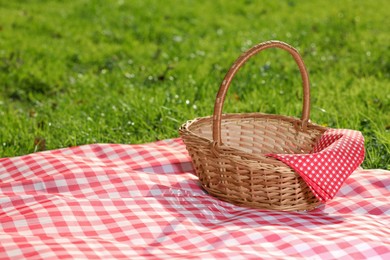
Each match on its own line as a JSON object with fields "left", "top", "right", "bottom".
{"left": 268, "top": 129, "right": 365, "bottom": 202}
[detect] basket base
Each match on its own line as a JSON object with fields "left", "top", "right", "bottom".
{"left": 203, "top": 185, "right": 322, "bottom": 211}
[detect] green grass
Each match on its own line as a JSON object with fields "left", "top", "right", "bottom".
{"left": 0, "top": 0, "right": 389, "bottom": 169}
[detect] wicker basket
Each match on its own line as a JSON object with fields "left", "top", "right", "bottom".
{"left": 179, "top": 40, "right": 329, "bottom": 211}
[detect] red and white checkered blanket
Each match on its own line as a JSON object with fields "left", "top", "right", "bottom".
{"left": 0, "top": 138, "right": 389, "bottom": 259}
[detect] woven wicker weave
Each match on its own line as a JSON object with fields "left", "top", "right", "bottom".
{"left": 179, "top": 41, "right": 328, "bottom": 211}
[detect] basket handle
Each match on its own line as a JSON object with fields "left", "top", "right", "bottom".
{"left": 212, "top": 40, "right": 311, "bottom": 144}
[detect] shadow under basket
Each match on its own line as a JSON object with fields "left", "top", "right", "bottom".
{"left": 180, "top": 41, "right": 329, "bottom": 211}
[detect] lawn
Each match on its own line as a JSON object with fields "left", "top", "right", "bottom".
{"left": 0, "top": 0, "right": 389, "bottom": 169}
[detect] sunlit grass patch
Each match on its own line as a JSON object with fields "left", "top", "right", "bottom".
{"left": 0, "top": 0, "right": 389, "bottom": 169}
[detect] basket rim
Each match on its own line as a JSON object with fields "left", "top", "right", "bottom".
{"left": 180, "top": 112, "right": 328, "bottom": 163}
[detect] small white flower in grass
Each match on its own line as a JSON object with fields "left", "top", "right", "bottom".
{"left": 216, "top": 28, "right": 223, "bottom": 35}
{"left": 173, "top": 35, "right": 182, "bottom": 42}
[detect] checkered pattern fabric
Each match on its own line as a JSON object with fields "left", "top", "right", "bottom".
{"left": 1, "top": 138, "right": 389, "bottom": 259}
{"left": 268, "top": 129, "right": 365, "bottom": 202}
